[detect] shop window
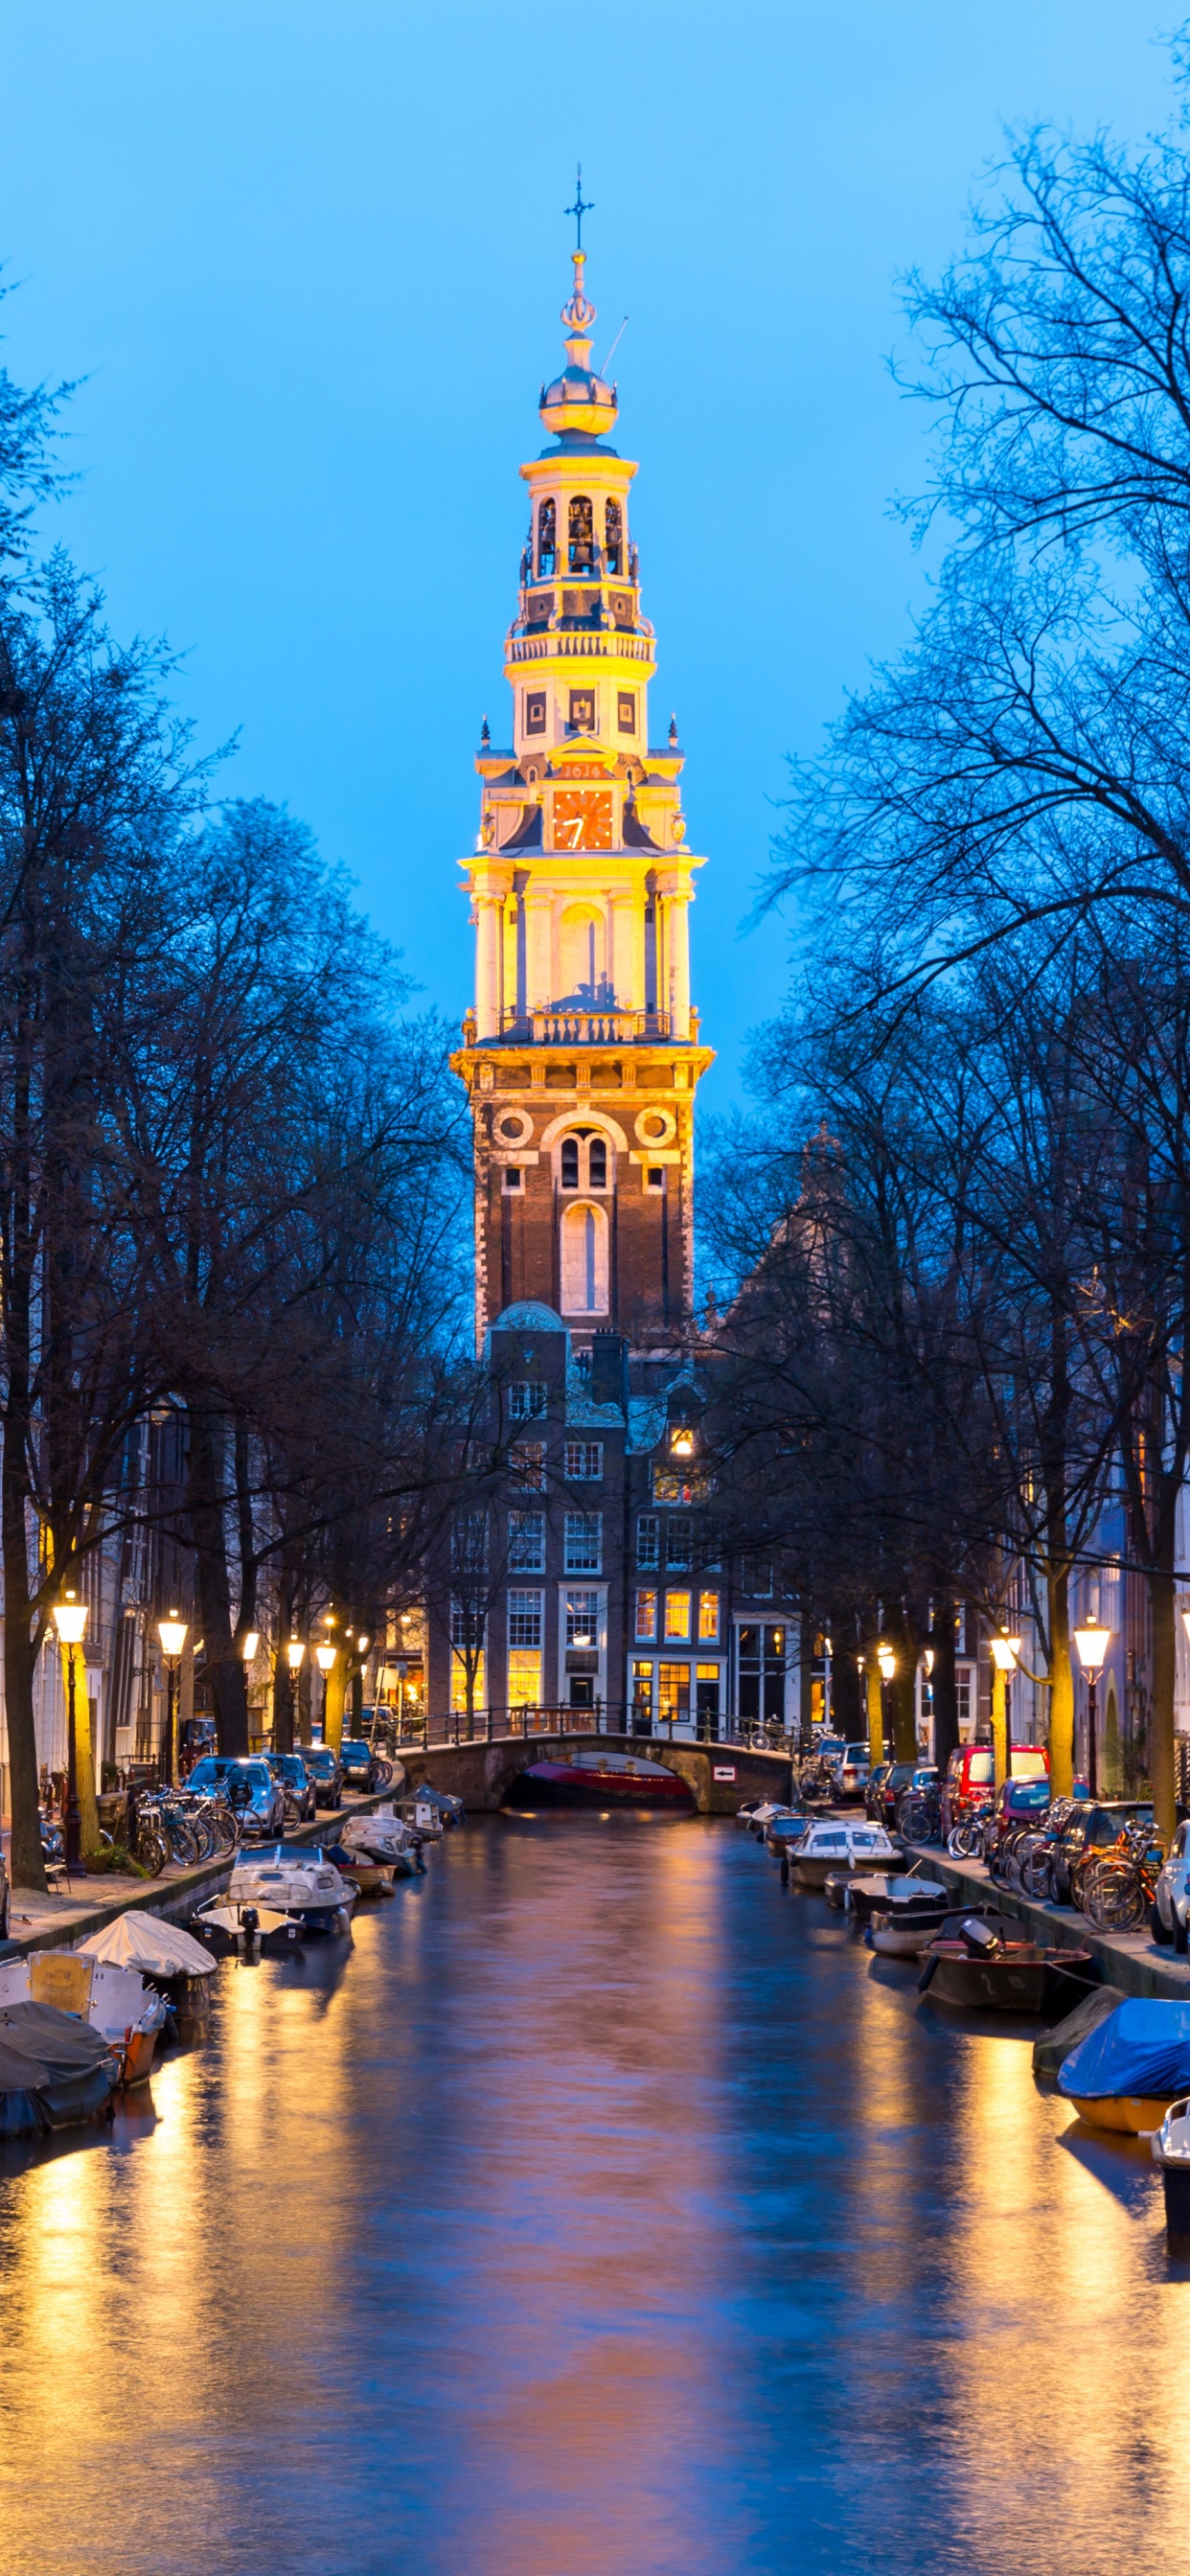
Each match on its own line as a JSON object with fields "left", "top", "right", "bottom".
{"left": 664, "top": 1592, "right": 692, "bottom": 1642}
{"left": 606, "top": 496, "right": 623, "bottom": 574}
{"left": 631, "top": 1662, "right": 653, "bottom": 1727}
{"left": 658, "top": 1664, "right": 691, "bottom": 1728}
{"left": 635, "top": 1589, "right": 657, "bottom": 1642}
{"left": 637, "top": 1514, "right": 659, "bottom": 1569}
{"left": 450, "top": 1651, "right": 485, "bottom": 1714}
{"left": 538, "top": 498, "right": 556, "bottom": 578}
{"left": 568, "top": 494, "right": 594, "bottom": 571}
{"left": 508, "top": 1649, "right": 541, "bottom": 1708}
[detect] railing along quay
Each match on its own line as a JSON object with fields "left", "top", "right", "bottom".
{"left": 395, "top": 1705, "right": 797, "bottom": 1755}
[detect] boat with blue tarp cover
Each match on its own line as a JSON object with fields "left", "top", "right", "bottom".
{"left": 1059, "top": 1998, "right": 1190, "bottom": 2131}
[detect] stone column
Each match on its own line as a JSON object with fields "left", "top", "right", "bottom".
{"left": 665, "top": 885, "right": 693, "bottom": 1040}
{"left": 524, "top": 890, "right": 553, "bottom": 1012}
{"left": 474, "top": 893, "right": 503, "bottom": 1039}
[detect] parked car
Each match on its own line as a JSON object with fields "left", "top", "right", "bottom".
{"left": 871, "top": 1760, "right": 930, "bottom": 1829}
{"left": 187, "top": 1755, "right": 286, "bottom": 1840}
{"left": 266, "top": 1752, "right": 317, "bottom": 1823}
{"left": 338, "top": 1738, "right": 375, "bottom": 1790}
{"left": 939, "top": 1742, "right": 1048, "bottom": 1839}
{"left": 1050, "top": 1799, "right": 1154, "bottom": 1905}
{"left": 831, "top": 1742, "right": 872, "bottom": 1801}
{"left": 302, "top": 1745, "right": 344, "bottom": 1810}
{"left": 1153, "top": 1820, "right": 1190, "bottom": 1951}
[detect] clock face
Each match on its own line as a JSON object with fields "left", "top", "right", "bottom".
{"left": 552, "top": 790, "right": 613, "bottom": 851}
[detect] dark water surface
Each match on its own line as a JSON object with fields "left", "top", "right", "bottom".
{"left": 0, "top": 1813, "right": 1180, "bottom": 2575}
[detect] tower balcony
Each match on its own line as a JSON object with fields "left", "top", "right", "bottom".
{"left": 461, "top": 1006, "right": 705, "bottom": 1047}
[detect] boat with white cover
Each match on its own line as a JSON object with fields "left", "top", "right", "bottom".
{"left": 226, "top": 1847, "right": 355, "bottom": 1933}
{"left": 792, "top": 1821, "right": 900, "bottom": 1888}
{"left": 0, "top": 1949, "right": 169, "bottom": 2085}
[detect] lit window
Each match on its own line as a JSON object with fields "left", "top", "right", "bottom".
{"left": 508, "top": 1649, "right": 541, "bottom": 1707}
{"left": 670, "top": 1425, "right": 696, "bottom": 1458}
{"left": 698, "top": 1592, "right": 720, "bottom": 1642}
{"left": 565, "top": 1590, "right": 600, "bottom": 1648}
{"left": 564, "top": 1512, "right": 602, "bottom": 1574}
{"left": 511, "top": 1442, "right": 545, "bottom": 1491}
{"left": 664, "top": 1592, "right": 692, "bottom": 1642}
{"left": 564, "top": 1440, "right": 603, "bottom": 1480}
{"left": 635, "top": 1589, "right": 657, "bottom": 1642}
{"left": 658, "top": 1664, "right": 690, "bottom": 1726}
{"left": 637, "top": 1515, "right": 659, "bottom": 1569}
{"left": 667, "top": 1518, "right": 693, "bottom": 1573}
{"left": 450, "top": 1650, "right": 485, "bottom": 1714}
{"left": 508, "top": 1511, "right": 545, "bottom": 1572}
{"left": 509, "top": 1381, "right": 547, "bottom": 1419}
{"left": 631, "top": 1661, "right": 653, "bottom": 1720}
{"left": 507, "top": 1590, "right": 543, "bottom": 1648}
{"left": 652, "top": 1468, "right": 711, "bottom": 1504}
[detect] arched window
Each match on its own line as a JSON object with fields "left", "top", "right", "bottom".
{"left": 538, "top": 498, "right": 556, "bottom": 578}
{"left": 605, "top": 497, "right": 623, "bottom": 575}
{"left": 568, "top": 495, "right": 594, "bottom": 573}
{"left": 561, "top": 1202, "right": 609, "bottom": 1315}
{"left": 560, "top": 903, "right": 606, "bottom": 1000}
{"left": 588, "top": 1137, "right": 607, "bottom": 1189}
{"left": 561, "top": 1138, "right": 580, "bottom": 1189}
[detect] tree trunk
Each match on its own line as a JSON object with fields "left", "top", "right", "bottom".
{"left": 864, "top": 1651, "right": 884, "bottom": 1770}
{"left": 1047, "top": 1564, "right": 1074, "bottom": 1800}
{"left": 325, "top": 1662, "right": 346, "bottom": 1753}
{"left": 2, "top": 1445, "right": 45, "bottom": 1892}
{"left": 831, "top": 1643, "right": 861, "bottom": 1736}
{"left": 797, "top": 1623, "right": 814, "bottom": 1753}
{"left": 1151, "top": 1528, "right": 1178, "bottom": 1845}
{"left": 186, "top": 1409, "right": 247, "bottom": 1755}
{"left": 272, "top": 1657, "right": 294, "bottom": 1755}
{"left": 60, "top": 1640, "right": 101, "bottom": 1856}
{"left": 929, "top": 1596, "right": 958, "bottom": 1774}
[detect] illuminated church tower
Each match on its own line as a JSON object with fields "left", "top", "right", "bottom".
{"left": 454, "top": 229, "right": 714, "bottom": 1353}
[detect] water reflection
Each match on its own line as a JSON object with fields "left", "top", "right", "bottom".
{"left": 0, "top": 1820, "right": 1187, "bottom": 2570}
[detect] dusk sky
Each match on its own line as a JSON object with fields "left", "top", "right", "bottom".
{"left": 0, "top": 2, "right": 1176, "bottom": 1100}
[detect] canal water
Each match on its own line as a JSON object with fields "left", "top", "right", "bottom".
{"left": 0, "top": 1815, "right": 1183, "bottom": 2576}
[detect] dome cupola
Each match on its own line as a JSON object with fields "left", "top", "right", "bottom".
{"left": 539, "top": 248, "right": 618, "bottom": 443}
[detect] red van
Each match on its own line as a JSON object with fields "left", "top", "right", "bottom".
{"left": 940, "top": 1741, "right": 1048, "bottom": 1839}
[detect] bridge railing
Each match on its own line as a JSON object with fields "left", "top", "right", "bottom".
{"left": 390, "top": 1704, "right": 798, "bottom": 1756}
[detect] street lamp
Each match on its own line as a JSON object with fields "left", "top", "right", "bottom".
{"left": 240, "top": 1629, "right": 260, "bottom": 1663}
{"left": 877, "top": 1644, "right": 896, "bottom": 1682}
{"left": 988, "top": 1632, "right": 1021, "bottom": 1787}
{"left": 1074, "top": 1618, "right": 1111, "bottom": 1801}
{"left": 315, "top": 1641, "right": 336, "bottom": 1744}
{"left": 156, "top": 1613, "right": 188, "bottom": 1789}
{"left": 54, "top": 1592, "right": 88, "bottom": 1869}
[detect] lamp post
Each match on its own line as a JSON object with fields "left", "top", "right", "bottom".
{"left": 1074, "top": 1618, "right": 1111, "bottom": 1800}
{"left": 989, "top": 1632, "right": 1021, "bottom": 1789}
{"left": 156, "top": 1613, "right": 188, "bottom": 1788}
{"left": 286, "top": 1635, "right": 306, "bottom": 1747}
{"left": 54, "top": 1592, "right": 88, "bottom": 1869}
{"left": 315, "top": 1642, "right": 336, "bottom": 1744}
{"left": 240, "top": 1629, "right": 259, "bottom": 1749}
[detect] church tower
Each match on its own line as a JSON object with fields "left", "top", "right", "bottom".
{"left": 453, "top": 232, "right": 714, "bottom": 1356}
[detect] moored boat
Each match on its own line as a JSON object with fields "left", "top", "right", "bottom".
{"left": 921, "top": 1916, "right": 1095, "bottom": 2015}
{"left": 79, "top": 1910, "right": 219, "bottom": 2016}
{"left": 505, "top": 1748, "right": 696, "bottom": 1812}
{"left": 226, "top": 1848, "right": 356, "bottom": 1934}
{"left": 837, "top": 1864, "right": 927, "bottom": 1920}
{"left": 0, "top": 1950, "right": 168, "bottom": 2087}
{"left": 1059, "top": 1997, "right": 1190, "bottom": 2132}
{"left": 1152, "top": 2097, "right": 1190, "bottom": 2232}
{"left": 0, "top": 2000, "right": 121, "bottom": 2134}
{"left": 866, "top": 1882, "right": 951, "bottom": 1956}
{"left": 792, "top": 1821, "right": 900, "bottom": 1888}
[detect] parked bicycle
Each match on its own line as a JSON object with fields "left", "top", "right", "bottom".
{"left": 1081, "top": 1822, "right": 1167, "bottom": 1934}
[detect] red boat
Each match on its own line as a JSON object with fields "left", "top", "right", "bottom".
{"left": 507, "top": 1748, "right": 696, "bottom": 1811}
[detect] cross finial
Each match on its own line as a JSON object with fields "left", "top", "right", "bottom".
{"left": 565, "top": 165, "right": 593, "bottom": 251}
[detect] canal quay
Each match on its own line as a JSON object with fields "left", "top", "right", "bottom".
{"left": 1, "top": 1809, "right": 1187, "bottom": 2576}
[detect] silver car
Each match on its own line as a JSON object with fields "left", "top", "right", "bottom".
{"left": 1153, "top": 1821, "right": 1190, "bottom": 1952}
{"left": 188, "top": 1755, "right": 286, "bottom": 1841}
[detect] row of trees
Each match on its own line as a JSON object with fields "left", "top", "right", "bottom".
{"left": 0, "top": 312, "right": 474, "bottom": 1887}
{"left": 703, "top": 54, "right": 1190, "bottom": 1837}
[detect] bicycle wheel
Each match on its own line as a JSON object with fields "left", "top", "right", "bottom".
{"left": 948, "top": 1821, "right": 977, "bottom": 1858}
{"left": 1019, "top": 1842, "right": 1055, "bottom": 1902}
{"left": 167, "top": 1820, "right": 201, "bottom": 1868}
{"left": 1083, "top": 1863, "right": 1145, "bottom": 1934}
{"left": 133, "top": 1824, "right": 169, "bottom": 1877}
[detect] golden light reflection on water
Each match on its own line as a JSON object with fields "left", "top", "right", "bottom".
{"left": 1, "top": 1828, "right": 1189, "bottom": 2574}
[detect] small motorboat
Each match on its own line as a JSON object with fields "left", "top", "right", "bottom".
{"left": 792, "top": 1822, "right": 900, "bottom": 1889}
{"left": 746, "top": 1802, "right": 794, "bottom": 1841}
{"left": 226, "top": 1848, "right": 356, "bottom": 1935}
{"left": 1152, "top": 2097, "right": 1190, "bottom": 2233}
{"left": 866, "top": 1881, "right": 951, "bottom": 1956}
{"left": 765, "top": 1811, "right": 811, "bottom": 1857}
{"left": 0, "top": 2001, "right": 121, "bottom": 2135}
{"left": 339, "top": 1813, "right": 423, "bottom": 1878}
{"left": 505, "top": 1749, "right": 696, "bottom": 1812}
{"left": 830, "top": 1863, "right": 918, "bottom": 1918}
{"left": 190, "top": 1898, "right": 302, "bottom": 1958}
{"left": 79, "top": 1910, "right": 219, "bottom": 2016}
{"left": 1060, "top": 1998, "right": 1190, "bottom": 2132}
{"left": 0, "top": 1950, "right": 168, "bottom": 2087}
{"left": 333, "top": 1847, "right": 395, "bottom": 1898}
{"left": 921, "top": 1916, "right": 1095, "bottom": 2015}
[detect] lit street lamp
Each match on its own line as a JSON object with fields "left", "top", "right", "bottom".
{"left": 315, "top": 1641, "right": 336, "bottom": 1743}
{"left": 157, "top": 1613, "right": 188, "bottom": 1788}
{"left": 989, "top": 1632, "right": 1021, "bottom": 1788}
{"left": 1074, "top": 1617, "right": 1111, "bottom": 1801}
{"left": 54, "top": 1591, "right": 88, "bottom": 1870}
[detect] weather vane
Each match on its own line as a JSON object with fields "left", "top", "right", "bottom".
{"left": 565, "top": 165, "right": 593, "bottom": 251}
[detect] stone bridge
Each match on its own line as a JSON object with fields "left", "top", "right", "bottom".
{"left": 398, "top": 1732, "right": 792, "bottom": 1818}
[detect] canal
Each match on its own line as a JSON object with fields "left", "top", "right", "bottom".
{"left": 0, "top": 1812, "right": 1184, "bottom": 2574}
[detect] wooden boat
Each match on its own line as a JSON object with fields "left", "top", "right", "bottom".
{"left": 841, "top": 1868, "right": 936, "bottom": 1922}
{"left": 867, "top": 1884, "right": 951, "bottom": 1956}
{"left": 920, "top": 1917, "right": 1095, "bottom": 2014}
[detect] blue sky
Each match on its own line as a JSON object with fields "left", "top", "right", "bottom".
{"left": 0, "top": 2, "right": 1176, "bottom": 1103}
